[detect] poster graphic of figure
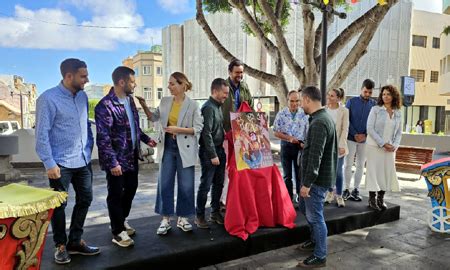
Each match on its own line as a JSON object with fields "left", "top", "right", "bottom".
{"left": 230, "top": 112, "right": 273, "bottom": 171}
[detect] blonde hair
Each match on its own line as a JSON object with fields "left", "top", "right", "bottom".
{"left": 171, "top": 72, "right": 193, "bottom": 91}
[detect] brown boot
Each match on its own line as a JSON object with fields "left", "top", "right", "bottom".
{"left": 368, "top": 191, "right": 381, "bottom": 211}
{"left": 377, "top": 190, "right": 387, "bottom": 211}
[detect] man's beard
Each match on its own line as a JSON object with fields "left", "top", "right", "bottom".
{"left": 71, "top": 82, "right": 84, "bottom": 92}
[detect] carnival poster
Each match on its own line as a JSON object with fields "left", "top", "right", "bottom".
{"left": 230, "top": 112, "right": 273, "bottom": 171}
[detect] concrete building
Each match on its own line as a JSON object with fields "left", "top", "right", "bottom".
{"left": 0, "top": 75, "right": 37, "bottom": 128}
{"left": 406, "top": 9, "right": 450, "bottom": 133}
{"left": 123, "top": 49, "right": 164, "bottom": 130}
{"left": 438, "top": 1, "right": 450, "bottom": 132}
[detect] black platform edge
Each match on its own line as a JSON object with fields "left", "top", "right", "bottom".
{"left": 41, "top": 200, "right": 400, "bottom": 270}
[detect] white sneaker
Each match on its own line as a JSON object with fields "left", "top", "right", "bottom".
{"left": 177, "top": 217, "right": 193, "bottom": 232}
{"left": 336, "top": 196, "right": 346, "bottom": 208}
{"left": 112, "top": 231, "right": 134, "bottom": 247}
{"left": 157, "top": 218, "right": 171, "bottom": 235}
{"left": 124, "top": 220, "right": 136, "bottom": 236}
{"left": 325, "top": 191, "right": 334, "bottom": 204}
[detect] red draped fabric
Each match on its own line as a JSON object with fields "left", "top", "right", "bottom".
{"left": 224, "top": 102, "right": 297, "bottom": 240}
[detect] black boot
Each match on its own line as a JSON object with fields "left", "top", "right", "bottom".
{"left": 368, "top": 191, "right": 381, "bottom": 211}
{"left": 377, "top": 190, "right": 387, "bottom": 211}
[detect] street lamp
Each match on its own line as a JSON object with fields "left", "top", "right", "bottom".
{"left": 9, "top": 86, "right": 31, "bottom": 129}
{"left": 304, "top": 0, "right": 347, "bottom": 105}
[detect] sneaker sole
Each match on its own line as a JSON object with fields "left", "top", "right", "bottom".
{"left": 54, "top": 258, "right": 71, "bottom": 265}
{"left": 209, "top": 218, "right": 224, "bottom": 225}
{"left": 67, "top": 250, "right": 101, "bottom": 256}
{"left": 157, "top": 226, "right": 171, "bottom": 235}
{"left": 126, "top": 230, "right": 136, "bottom": 237}
{"left": 177, "top": 224, "right": 193, "bottom": 232}
{"left": 112, "top": 238, "right": 134, "bottom": 248}
{"left": 195, "top": 222, "right": 210, "bottom": 229}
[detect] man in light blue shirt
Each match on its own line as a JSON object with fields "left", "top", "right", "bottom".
{"left": 273, "top": 90, "right": 309, "bottom": 205}
{"left": 35, "top": 58, "right": 100, "bottom": 264}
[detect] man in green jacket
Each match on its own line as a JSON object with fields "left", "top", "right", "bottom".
{"left": 220, "top": 59, "right": 254, "bottom": 207}
{"left": 222, "top": 59, "right": 254, "bottom": 133}
{"left": 196, "top": 78, "right": 230, "bottom": 228}
{"left": 297, "top": 86, "right": 337, "bottom": 268}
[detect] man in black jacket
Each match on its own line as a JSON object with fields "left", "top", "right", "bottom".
{"left": 195, "top": 78, "right": 230, "bottom": 228}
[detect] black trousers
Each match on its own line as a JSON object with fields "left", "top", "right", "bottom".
{"left": 106, "top": 158, "right": 138, "bottom": 236}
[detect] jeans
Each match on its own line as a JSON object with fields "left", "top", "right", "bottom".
{"left": 280, "top": 141, "right": 302, "bottom": 199}
{"left": 299, "top": 185, "right": 328, "bottom": 259}
{"left": 49, "top": 163, "right": 93, "bottom": 247}
{"left": 344, "top": 140, "right": 367, "bottom": 190}
{"left": 106, "top": 155, "right": 138, "bottom": 235}
{"left": 196, "top": 146, "right": 226, "bottom": 217}
{"left": 329, "top": 157, "right": 345, "bottom": 195}
{"left": 155, "top": 135, "right": 195, "bottom": 217}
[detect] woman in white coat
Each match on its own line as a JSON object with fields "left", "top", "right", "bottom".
{"left": 137, "top": 72, "right": 203, "bottom": 234}
{"left": 325, "top": 88, "right": 349, "bottom": 207}
{"left": 365, "top": 85, "right": 402, "bottom": 211}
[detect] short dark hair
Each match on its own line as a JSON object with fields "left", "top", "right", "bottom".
{"left": 60, "top": 58, "right": 87, "bottom": 78}
{"left": 362, "top": 79, "right": 375, "bottom": 90}
{"left": 301, "top": 86, "right": 322, "bottom": 102}
{"left": 377, "top": 85, "right": 402, "bottom": 109}
{"left": 112, "top": 66, "right": 135, "bottom": 85}
{"left": 228, "top": 59, "right": 244, "bottom": 72}
{"left": 210, "top": 78, "right": 228, "bottom": 94}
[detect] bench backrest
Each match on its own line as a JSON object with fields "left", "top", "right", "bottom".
{"left": 396, "top": 146, "right": 434, "bottom": 164}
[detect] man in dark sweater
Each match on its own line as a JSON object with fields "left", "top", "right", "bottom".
{"left": 195, "top": 78, "right": 230, "bottom": 228}
{"left": 297, "top": 86, "right": 337, "bottom": 268}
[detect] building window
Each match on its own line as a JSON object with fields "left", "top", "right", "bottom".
{"left": 431, "top": 71, "right": 439, "bottom": 83}
{"left": 157, "top": 88, "right": 163, "bottom": 99}
{"left": 410, "top": 69, "right": 425, "bottom": 82}
{"left": 143, "top": 65, "right": 152, "bottom": 75}
{"left": 156, "top": 66, "right": 162, "bottom": 76}
{"left": 134, "top": 67, "right": 139, "bottom": 77}
{"left": 144, "top": 87, "right": 152, "bottom": 100}
{"left": 433, "top": 37, "right": 440, "bottom": 49}
{"left": 412, "top": 35, "right": 427, "bottom": 48}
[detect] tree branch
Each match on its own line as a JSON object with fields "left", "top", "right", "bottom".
{"left": 257, "top": 0, "right": 305, "bottom": 84}
{"left": 328, "top": 1, "right": 398, "bottom": 89}
{"left": 302, "top": 2, "right": 318, "bottom": 85}
{"left": 319, "top": 0, "right": 399, "bottom": 65}
{"left": 196, "top": 0, "right": 279, "bottom": 85}
{"left": 228, "top": 0, "right": 278, "bottom": 57}
{"left": 275, "top": 0, "right": 284, "bottom": 20}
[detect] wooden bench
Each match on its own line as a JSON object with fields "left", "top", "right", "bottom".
{"left": 395, "top": 145, "right": 435, "bottom": 174}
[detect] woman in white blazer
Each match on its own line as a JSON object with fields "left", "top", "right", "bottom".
{"left": 365, "top": 85, "right": 402, "bottom": 211}
{"left": 325, "top": 88, "right": 349, "bottom": 207}
{"left": 137, "top": 72, "right": 203, "bottom": 235}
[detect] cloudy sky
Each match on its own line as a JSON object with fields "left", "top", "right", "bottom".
{"left": 0, "top": 0, "right": 443, "bottom": 94}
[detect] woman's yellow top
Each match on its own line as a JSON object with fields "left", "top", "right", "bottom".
{"left": 168, "top": 101, "right": 182, "bottom": 126}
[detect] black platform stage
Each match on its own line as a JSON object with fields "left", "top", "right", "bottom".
{"left": 41, "top": 199, "right": 400, "bottom": 269}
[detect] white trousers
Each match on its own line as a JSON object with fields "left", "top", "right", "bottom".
{"left": 344, "top": 140, "right": 367, "bottom": 190}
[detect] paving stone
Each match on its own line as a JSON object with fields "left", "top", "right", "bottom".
{"left": 389, "top": 254, "right": 448, "bottom": 269}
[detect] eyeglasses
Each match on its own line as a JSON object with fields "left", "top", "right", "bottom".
{"left": 289, "top": 100, "right": 299, "bottom": 102}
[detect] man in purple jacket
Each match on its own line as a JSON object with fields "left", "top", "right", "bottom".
{"left": 95, "top": 66, "right": 156, "bottom": 248}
